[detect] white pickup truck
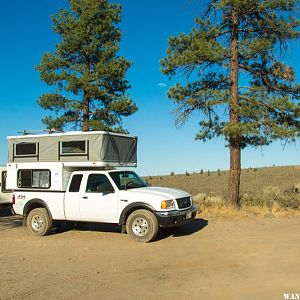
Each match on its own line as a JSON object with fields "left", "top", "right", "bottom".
{"left": 13, "top": 170, "right": 197, "bottom": 242}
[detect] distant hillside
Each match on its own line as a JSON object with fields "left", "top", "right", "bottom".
{"left": 144, "top": 165, "right": 300, "bottom": 196}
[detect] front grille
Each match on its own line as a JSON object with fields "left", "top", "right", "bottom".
{"left": 176, "top": 197, "right": 191, "bottom": 209}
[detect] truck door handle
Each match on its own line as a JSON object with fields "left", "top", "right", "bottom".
{"left": 82, "top": 196, "right": 88, "bottom": 199}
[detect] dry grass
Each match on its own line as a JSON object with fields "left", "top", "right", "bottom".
{"left": 144, "top": 165, "right": 300, "bottom": 217}
{"left": 145, "top": 165, "right": 300, "bottom": 196}
{"left": 193, "top": 197, "right": 300, "bottom": 218}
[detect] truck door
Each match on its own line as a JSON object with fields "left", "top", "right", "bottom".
{"left": 64, "top": 174, "right": 83, "bottom": 220}
{"left": 79, "top": 173, "right": 118, "bottom": 223}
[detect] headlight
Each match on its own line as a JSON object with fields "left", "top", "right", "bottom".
{"left": 161, "top": 200, "right": 175, "bottom": 209}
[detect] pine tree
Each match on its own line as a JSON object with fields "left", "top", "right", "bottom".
{"left": 161, "top": 0, "right": 300, "bottom": 205}
{"left": 36, "top": 0, "right": 137, "bottom": 132}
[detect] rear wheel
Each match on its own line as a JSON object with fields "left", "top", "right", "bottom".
{"left": 126, "top": 209, "right": 158, "bottom": 242}
{"left": 27, "top": 208, "right": 53, "bottom": 236}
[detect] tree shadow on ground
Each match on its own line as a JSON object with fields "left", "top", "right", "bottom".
{"left": 0, "top": 204, "right": 23, "bottom": 231}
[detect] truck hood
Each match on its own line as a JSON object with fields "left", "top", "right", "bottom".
{"left": 128, "top": 186, "right": 191, "bottom": 200}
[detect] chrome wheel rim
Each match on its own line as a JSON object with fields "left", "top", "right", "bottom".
{"left": 31, "top": 215, "right": 44, "bottom": 231}
{"left": 132, "top": 217, "right": 148, "bottom": 237}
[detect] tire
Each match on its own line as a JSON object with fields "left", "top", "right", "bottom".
{"left": 27, "top": 208, "right": 53, "bottom": 236}
{"left": 126, "top": 209, "right": 158, "bottom": 243}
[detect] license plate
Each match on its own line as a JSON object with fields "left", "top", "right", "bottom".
{"left": 186, "top": 211, "right": 192, "bottom": 219}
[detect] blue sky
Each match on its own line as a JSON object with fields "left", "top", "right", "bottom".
{"left": 0, "top": 0, "right": 299, "bottom": 175}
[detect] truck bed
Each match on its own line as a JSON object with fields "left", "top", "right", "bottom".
{"left": 13, "top": 191, "right": 66, "bottom": 220}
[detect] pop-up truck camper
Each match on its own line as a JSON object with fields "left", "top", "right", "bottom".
{"left": 7, "top": 130, "right": 197, "bottom": 242}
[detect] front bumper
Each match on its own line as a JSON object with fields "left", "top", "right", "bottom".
{"left": 154, "top": 205, "right": 197, "bottom": 228}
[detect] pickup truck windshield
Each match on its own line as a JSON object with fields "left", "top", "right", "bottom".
{"left": 109, "top": 171, "right": 148, "bottom": 190}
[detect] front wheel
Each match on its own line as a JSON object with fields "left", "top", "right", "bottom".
{"left": 126, "top": 209, "right": 158, "bottom": 242}
{"left": 27, "top": 208, "right": 53, "bottom": 236}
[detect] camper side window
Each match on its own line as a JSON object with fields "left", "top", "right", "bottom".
{"left": 60, "top": 141, "right": 87, "bottom": 156}
{"left": 17, "top": 170, "right": 51, "bottom": 189}
{"left": 1, "top": 171, "right": 12, "bottom": 193}
{"left": 15, "top": 142, "right": 38, "bottom": 157}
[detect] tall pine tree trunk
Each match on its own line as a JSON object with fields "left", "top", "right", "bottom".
{"left": 82, "top": 95, "right": 90, "bottom": 132}
{"left": 227, "top": 7, "right": 241, "bottom": 205}
{"left": 83, "top": 52, "right": 91, "bottom": 132}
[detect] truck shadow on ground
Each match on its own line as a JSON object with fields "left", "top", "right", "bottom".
{"left": 0, "top": 204, "right": 208, "bottom": 240}
{"left": 156, "top": 218, "right": 208, "bottom": 241}
{"left": 54, "top": 221, "right": 123, "bottom": 235}
{"left": 54, "top": 218, "right": 208, "bottom": 241}
{"left": 0, "top": 205, "right": 23, "bottom": 231}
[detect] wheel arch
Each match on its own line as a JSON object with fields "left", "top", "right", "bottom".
{"left": 23, "top": 199, "right": 53, "bottom": 221}
{"left": 119, "top": 202, "right": 156, "bottom": 225}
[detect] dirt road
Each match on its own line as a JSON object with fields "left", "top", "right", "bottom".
{"left": 1, "top": 207, "right": 300, "bottom": 300}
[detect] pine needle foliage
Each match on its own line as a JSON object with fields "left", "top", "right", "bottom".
{"left": 36, "top": 0, "right": 137, "bottom": 132}
{"left": 161, "top": 0, "right": 300, "bottom": 147}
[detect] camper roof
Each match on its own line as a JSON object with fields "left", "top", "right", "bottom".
{"left": 7, "top": 130, "right": 135, "bottom": 140}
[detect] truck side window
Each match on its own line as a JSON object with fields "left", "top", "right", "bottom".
{"left": 69, "top": 174, "right": 83, "bottom": 192}
{"left": 86, "top": 174, "right": 114, "bottom": 193}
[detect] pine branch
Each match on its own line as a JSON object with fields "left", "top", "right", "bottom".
{"left": 238, "top": 63, "right": 299, "bottom": 98}
{"left": 202, "top": 0, "right": 218, "bottom": 18}
{"left": 239, "top": 95, "right": 299, "bottom": 126}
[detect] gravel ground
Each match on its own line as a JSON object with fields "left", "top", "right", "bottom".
{"left": 0, "top": 207, "right": 300, "bottom": 300}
